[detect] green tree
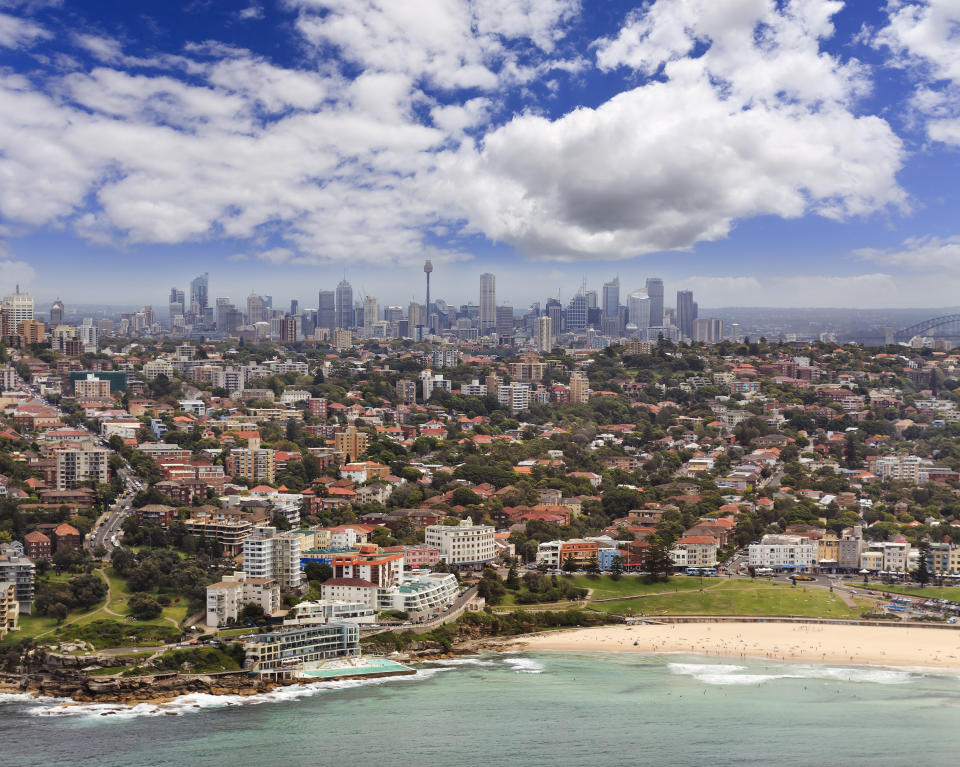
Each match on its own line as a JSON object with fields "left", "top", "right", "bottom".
{"left": 561, "top": 555, "right": 579, "bottom": 573}
{"left": 916, "top": 539, "right": 931, "bottom": 587}
{"left": 610, "top": 554, "right": 624, "bottom": 581}
{"left": 642, "top": 538, "right": 674, "bottom": 583}
{"left": 304, "top": 562, "right": 333, "bottom": 583}
{"left": 477, "top": 568, "right": 506, "bottom": 605}
{"left": 505, "top": 563, "right": 520, "bottom": 590}
{"left": 128, "top": 593, "right": 163, "bottom": 620}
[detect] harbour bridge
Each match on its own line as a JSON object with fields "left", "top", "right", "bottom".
{"left": 893, "top": 315, "right": 960, "bottom": 344}
{"left": 844, "top": 314, "right": 960, "bottom": 346}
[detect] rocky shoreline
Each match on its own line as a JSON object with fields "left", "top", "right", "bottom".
{"left": 0, "top": 647, "right": 488, "bottom": 706}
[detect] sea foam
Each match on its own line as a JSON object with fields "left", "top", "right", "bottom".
{"left": 667, "top": 661, "right": 914, "bottom": 686}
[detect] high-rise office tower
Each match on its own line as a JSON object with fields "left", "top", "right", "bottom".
{"left": 627, "top": 290, "right": 651, "bottom": 333}
{"left": 676, "top": 290, "right": 697, "bottom": 339}
{"left": 290, "top": 299, "right": 299, "bottom": 316}
{"left": 2, "top": 286, "right": 34, "bottom": 327}
{"left": 479, "top": 273, "right": 496, "bottom": 334}
{"left": 363, "top": 295, "right": 379, "bottom": 336}
{"left": 645, "top": 277, "right": 664, "bottom": 327}
{"left": 536, "top": 315, "right": 553, "bottom": 352}
{"left": 335, "top": 280, "right": 353, "bottom": 330}
{"left": 546, "top": 298, "right": 563, "bottom": 336}
{"left": 584, "top": 290, "right": 598, "bottom": 309}
{"left": 49, "top": 299, "right": 64, "bottom": 326}
{"left": 567, "top": 293, "right": 587, "bottom": 331}
{"left": 317, "top": 290, "right": 336, "bottom": 335}
{"left": 168, "top": 288, "right": 184, "bottom": 325}
{"left": 281, "top": 314, "right": 298, "bottom": 344}
{"left": 694, "top": 318, "right": 723, "bottom": 344}
{"left": 602, "top": 278, "right": 620, "bottom": 318}
{"left": 424, "top": 260, "right": 433, "bottom": 330}
{"left": 408, "top": 301, "right": 422, "bottom": 330}
{"left": 190, "top": 273, "right": 209, "bottom": 313}
{"left": 247, "top": 293, "right": 264, "bottom": 325}
{"left": 496, "top": 305, "right": 514, "bottom": 339}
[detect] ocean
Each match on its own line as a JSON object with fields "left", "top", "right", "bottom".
{"left": 3, "top": 652, "right": 959, "bottom": 767}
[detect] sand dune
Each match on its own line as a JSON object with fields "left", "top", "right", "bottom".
{"left": 519, "top": 623, "right": 960, "bottom": 668}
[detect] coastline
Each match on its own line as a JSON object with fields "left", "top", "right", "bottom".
{"left": 510, "top": 622, "right": 960, "bottom": 669}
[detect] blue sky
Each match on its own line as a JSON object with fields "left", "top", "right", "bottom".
{"left": 1, "top": 0, "right": 959, "bottom": 310}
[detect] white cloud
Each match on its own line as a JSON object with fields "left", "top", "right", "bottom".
{"left": 437, "top": 0, "right": 903, "bottom": 260}
{"left": 874, "top": 0, "right": 960, "bottom": 144}
{"left": 239, "top": 5, "right": 264, "bottom": 20}
{"left": 0, "top": 256, "right": 35, "bottom": 286}
{"left": 227, "top": 253, "right": 249, "bottom": 262}
{"left": 286, "top": 0, "right": 578, "bottom": 90}
{"left": 855, "top": 235, "right": 960, "bottom": 269}
{"left": 0, "top": 11, "right": 49, "bottom": 48}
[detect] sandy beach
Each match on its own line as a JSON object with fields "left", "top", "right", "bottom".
{"left": 518, "top": 623, "right": 960, "bottom": 668}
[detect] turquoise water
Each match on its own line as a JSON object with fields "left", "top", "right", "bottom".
{"left": 3, "top": 652, "right": 959, "bottom": 766}
{"left": 301, "top": 657, "right": 412, "bottom": 677}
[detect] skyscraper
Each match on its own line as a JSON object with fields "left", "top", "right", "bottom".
{"left": 168, "top": 288, "right": 184, "bottom": 327}
{"left": 290, "top": 299, "right": 299, "bottom": 316}
{"left": 424, "top": 260, "right": 433, "bottom": 331}
{"left": 546, "top": 298, "right": 563, "bottom": 336}
{"left": 645, "top": 277, "right": 664, "bottom": 327}
{"left": 408, "top": 301, "right": 422, "bottom": 330}
{"left": 317, "top": 290, "right": 336, "bottom": 335}
{"left": 479, "top": 273, "right": 496, "bottom": 334}
{"left": 2, "top": 286, "right": 34, "bottom": 327}
{"left": 602, "top": 278, "right": 620, "bottom": 317}
{"left": 363, "top": 295, "right": 379, "bottom": 336}
{"left": 536, "top": 315, "right": 553, "bottom": 352}
{"left": 496, "top": 305, "right": 514, "bottom": 340}
{"left": 335, "top": 280, "right": 353, "bottom": 330}
{"left": 627, "top": 290, "right": 651, "bottom": 333}
{"left": 247, "top": 293, "right": 264, "bottom": 325}
{"left": 676, "top": 290, "right": 697, "bottom": 339}
{"left": 49, "top": 299, "right": 64, "bottom": 326}
{"left": 567, "top": 293, "right": 587, "bottom": 331}
{"left": 190, "top": 273, "right": 209, "bottom": 313}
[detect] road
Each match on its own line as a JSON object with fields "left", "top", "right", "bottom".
{"left": 90, "top": 467, "right": 138, "bottom": 553}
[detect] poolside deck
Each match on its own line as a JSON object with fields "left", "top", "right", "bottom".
{"left": 298, "top": 656, "right": 415, "bottom": 680}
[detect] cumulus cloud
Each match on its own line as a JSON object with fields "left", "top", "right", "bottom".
{"left": 874, "top": 0, "right": 960, "bottom": 144}
{"left": 0, "top": 255, "right": 35, "bottom": 286}
{"left": 0, "top": 10, "right": 49, "bottom": 48}
{"left": 438, "top": 0, "right": 904, "bottom": 260}
{"left": 0, "top": 0, "right": 910, "bottom": 270}
{"left": 287, "top": 0, "right": 580, "bottom": 90}
{"left": 855, "top": 235, "right": 960, "bottom": 269}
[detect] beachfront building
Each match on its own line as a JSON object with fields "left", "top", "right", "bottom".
{"left": 243, "top": 621, "right": 360, "bottom": 679}
{"left": 205, "top": 571, "right": 280, "bottom": 628}
{"left": 283, "top": 599, "right": 376, "bottom": 625}
{"left": 0, "top": 543, "right": 35, "bottom": 614}
{"left": 748, "top": 535, "right": 818, "bottom": 572}
{"left": 0, "top": 581, "right": 19, "bottom": 640}
{"left": 242, "top": 526, "right": 303, "bottom": 591}
{"left": 670, "top": 537, "right": 719, "bottom": 570}
{"left": 425, "top": 517, "right": 496, "bottom": 567}
{"left": 377, "top": 572, "right": 459, "bottom": 614}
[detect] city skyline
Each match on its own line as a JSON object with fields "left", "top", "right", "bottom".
{"left": 0, "top": 1, "right": 958, "bottom": 308}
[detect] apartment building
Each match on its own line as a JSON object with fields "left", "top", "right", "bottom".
{"left": 670, "top": 536, "right": 719, "bottom": 569}
{"left": 0, "top": 581, "right": 18, "bottom": 640}
{"left": 54, "top": 441, "right": 109, "bottom": 490}
{"left": 748, "top": 535, "right": 818, "bottom": 572}
{"left": 497, "top": 383, "right": 530, "bottom": 413}
{"left": 426, "top": 517, "right": 496, "bottom": 566}
{"left": 205, "top": 571, "right": 280, "bottom": 628}
{"left": 0, "top": 543, "right": 35, "bottom": 614}
{"left": 242, "top": 525, "right": 303, "bottom": 591}
{"left": 227, "top": 439, "right": 276, "bottom": 484}
{"left": 185, "top": 509, "right": 265, "bottom": 556}
{"left": 333, "top": 427, "right": 368, "bottom": 462}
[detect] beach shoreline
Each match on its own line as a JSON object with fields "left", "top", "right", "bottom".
{"left": 510, "top": 622, "right": 960, "bottom": 669}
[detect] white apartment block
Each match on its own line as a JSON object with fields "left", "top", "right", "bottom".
{"left": 425, "top": 517, "right": 496, "bottom": 566}
{"left": 242, "top": 526, "right": 303, "bottom": 591}
{"left": 205, "top": 571, "right": 280, "bottom": 627}
{"left": 748, "top": 535, "right": 818, "bottom": 571}
{"left": 283, "top": 599, "right": 376, "bottom": 626}
{"left": 54, "top": 442, "right": 109, "bottom": 490}
{"left": 461, "top": 380, "right": 487, "bottom": 397}
{"left": 142, "top": 358, "right": 175, "bottom": 380}
{"left": 498, "top": 383, "right": 530, "bottom": 413}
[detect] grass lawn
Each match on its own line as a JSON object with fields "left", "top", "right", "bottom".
{"left": 587, "top": 580, "right": 867, "bottom": 618}
{"left": 858, "top": 584, "right": 960, "bottom": 602}
{"left": 571, "top": 575, "right": 723, "bottom": 600}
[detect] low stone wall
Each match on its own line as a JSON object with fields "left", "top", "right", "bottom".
{"left": 626, "top": 615, "right": 960, "bottom": 630}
